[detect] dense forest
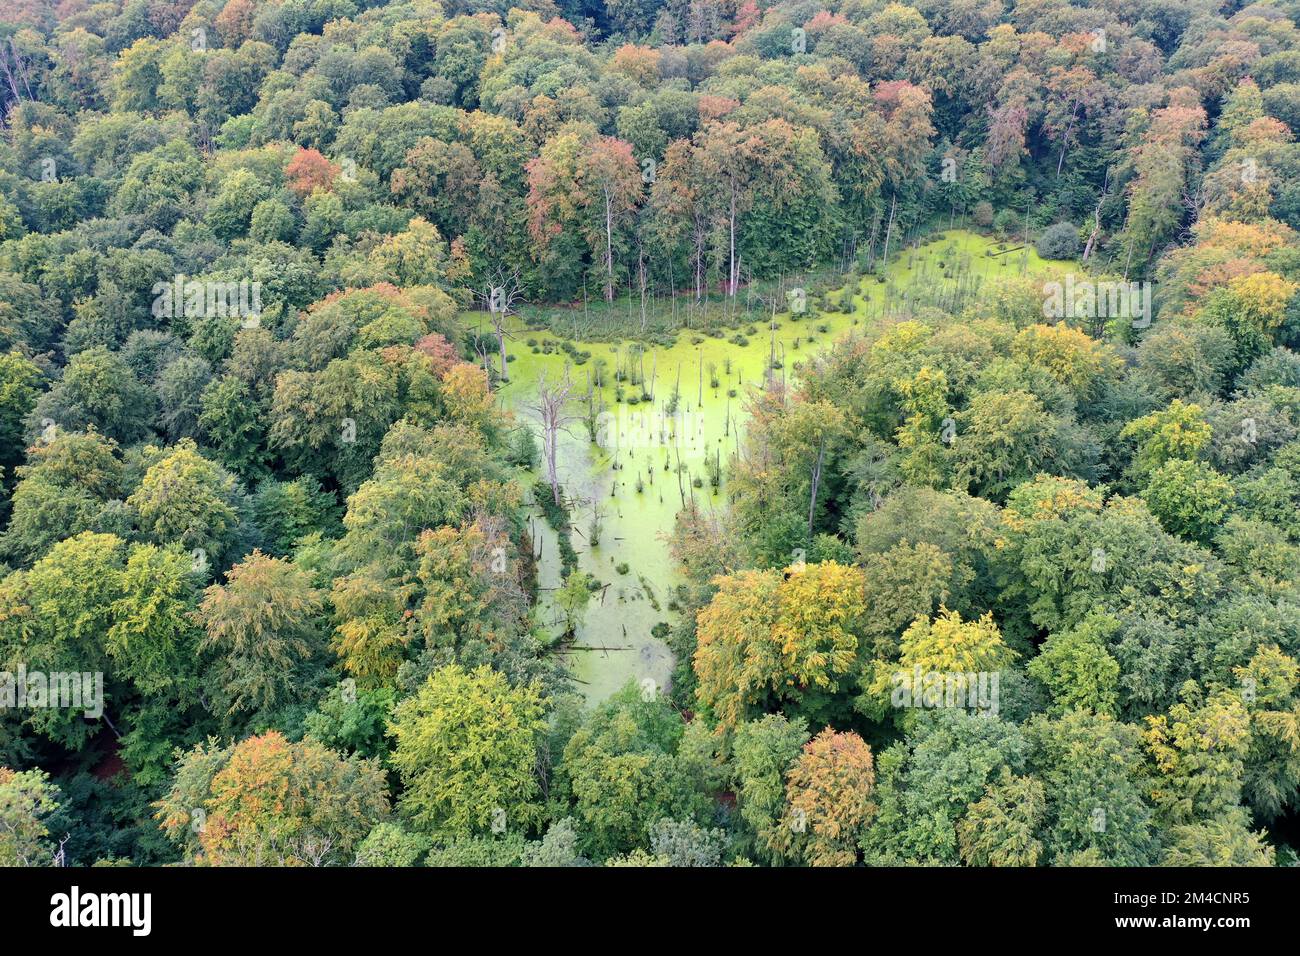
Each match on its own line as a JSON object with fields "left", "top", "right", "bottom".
{"left": 1, "top": 0, "right": 1300, "bottom": 869}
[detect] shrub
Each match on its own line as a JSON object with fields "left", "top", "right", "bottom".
{"left": 1036, "top": 222, "right": 1080, "bottom": 260}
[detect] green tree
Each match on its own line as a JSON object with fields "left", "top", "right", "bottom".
{"left": 337, "top": 453, "right": 467, "bottom": 569}
{"left": 554, "top": 569, "right": 595, "bottom": 639}
{"left": 863, "top": 710, "right": 1027, "bottom": 866}
{"left": 32, "top": 346, "right": 155, "bottom": 445}
{"left": 388, "top": 664, "right": 546, "bottom": 836}
{"left": 0, "top": 352, "right": 41, "bottom": 475}
{"left": 1027, "top": 612, "right": 1121, "bottom": 716}
{"left": 0, "top": 767, "right": 62, "bottom": 866}
{"left": 1139, "top": 458, "right": 1235, "bottom": 545}
{"left": 354, "top": 821, "right": 431, "bottom": 867}
{"left": 199, "top": 375, "right": 270, "bottom": 480}
{"left": 521, "top": 817, "right": 591, "bottom": 867}
{"left": 127, "top": 440, "right": 247, "bottom": 565}
{"left": 0, "top": 532, "right": 123, "bottom": 747}
{"left": 1, "top": 430, "right": 123, "bottom": 565}
{"left": 1233, "top": 644, "right": 1300, "bottom": 820}
{"left": 695, "top": 562, "right": 865, "bottom": 731}
{"left": 952, "top": 389, "right": 1058, "bottom": 501}
{"left": 732, "top": 713, "right": 811, "bottom": 864}
{"left": 1025, "top": 710, "right": 1158, "bottom": 865}
{"left": 1160, "top": 810, "right": 1274, "bottom": 866}
{"left": 557, "top": 683, "right": 707, "bottom": 860}
{"left": 195, "top": 551, "right": 327, "bottom": 720}
{"left": 107, "top": 543, "right": 203, "bottom": 701}
{"left": 1142, "top": 683, "right": 1251, "bottom": 825}
{"left": 1119, "top": 399, "right": 1211, "bottom": 479}
{"left": 956, "top": 768, "right": 1046, "bottom": 866}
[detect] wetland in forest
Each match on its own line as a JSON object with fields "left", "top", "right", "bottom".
{"left": 496, "top": 229, "right": 1067, "bottom": 701}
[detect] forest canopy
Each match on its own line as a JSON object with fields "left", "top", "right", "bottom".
{"left": 1, "top": 0, "right": 1300, "bottom": 869}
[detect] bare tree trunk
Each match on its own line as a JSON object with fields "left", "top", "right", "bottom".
{"left": 1056, "top": 101, "right": 1079, "bottom": 176}
{"left": 769, "top": 288, "right": 777, "bottom": 377}
{"left": 477, "top": 268, "right": 522, "bottom": 384}
{"left": 1082, "top": 172, "right": 1109, "bottom": 262}
{"left": 1022, "top": 202, "right": 1032, "bottom": 276}
{"left": 880, "top": 195, "right": 897, "bottom": 274}
{"left": 808, "top": 436, "right": 826, "bottom": 536}
{"left": 604, "top": 187, "right": 615, "bottom": 301}
{"left": 727, "top": 182, "right": 738, "bottom": 297}
{"left": 531, "top": 369, "right": 577, "bottom": 505}
{"left": 493, "top": 314, "right": 508, "bottom": 381}
{"left": 638, "top": 241, "right": 648, "bottom": 332}
{"left": 696, "top": 217, "right": 705, "bottom": 303}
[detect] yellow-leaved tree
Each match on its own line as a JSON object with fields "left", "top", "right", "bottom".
{"left": 866, "top": 607, "right": 1016, "bottom": 724}
{"left": 694, "top": 561, "right": 865, "bottom": 731}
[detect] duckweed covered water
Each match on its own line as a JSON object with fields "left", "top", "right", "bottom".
{"left": 495, "top": 230, "right": 1066, "bottom": 703}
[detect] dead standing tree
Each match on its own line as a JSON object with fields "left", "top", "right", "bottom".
{"left": 878, "top": 194, "right": 898, "bottom": 275}
{"left": 0, "top": 38, "right": 36, "bottom": 123}
{"left": 530, "top": 366, "right": 579, "bottom": 506}
{"left": 1082, "top": 169, "right": 1113, "bottom": 262}
{"left": 474, "top": 268, "right": 524, "bottom": 383}
{"left": 808, "top": 434, "right": 826, "bottom": 536}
